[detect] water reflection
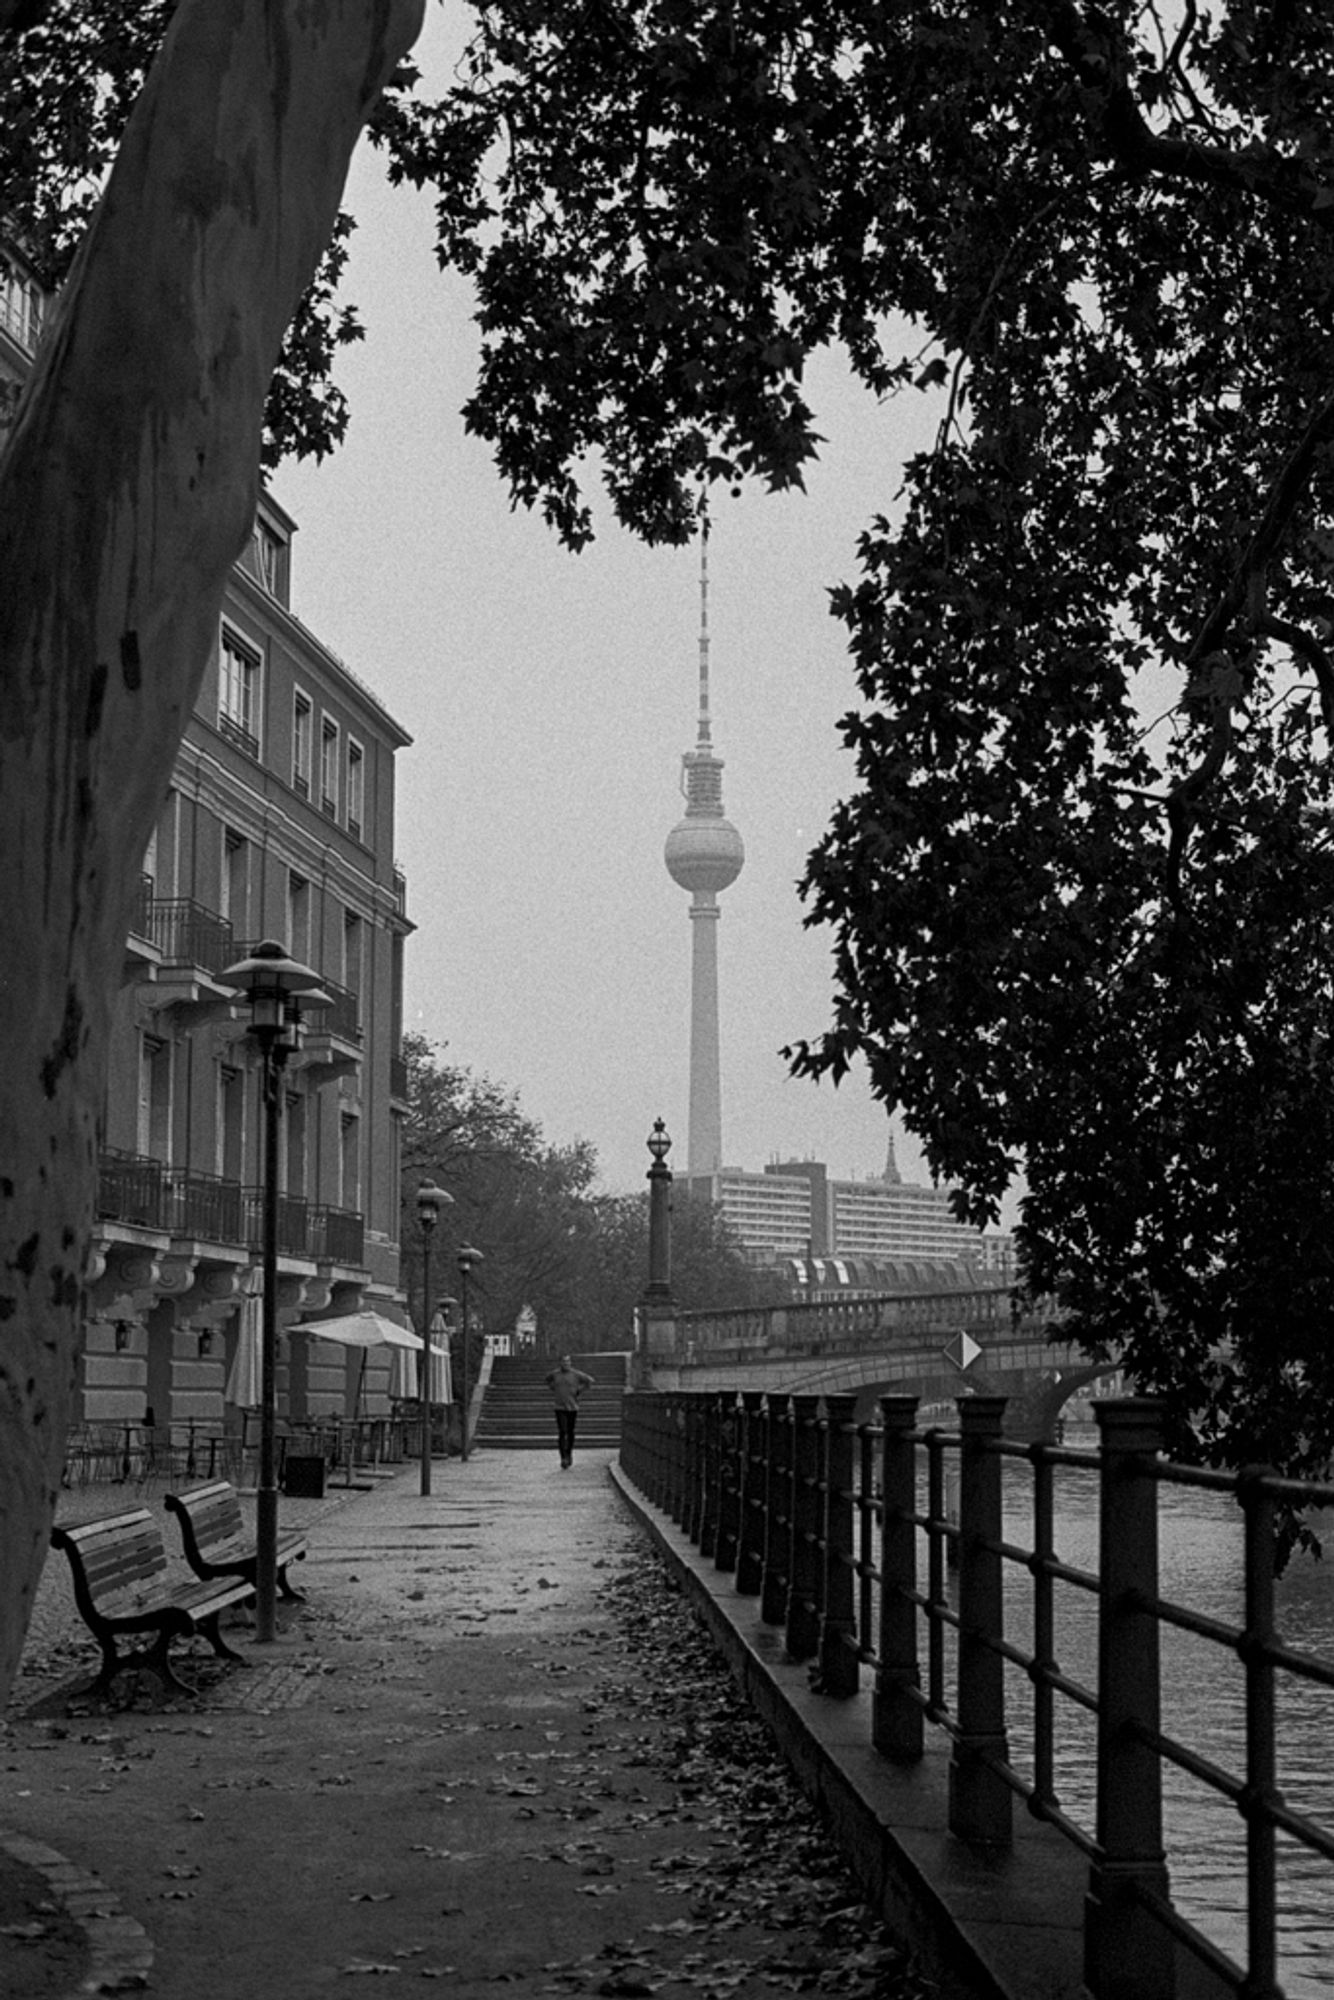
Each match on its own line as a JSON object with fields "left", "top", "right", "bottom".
{"left": 993, "top": 1437, "right": 1334, "bottom": 1997}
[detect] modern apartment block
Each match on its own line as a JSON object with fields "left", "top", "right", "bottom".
{"left": 688, "top": 1150, "right": 1013, "bottom": 1286}
{"left": 3, "top": 242, "right": 414, "bottom": 1447}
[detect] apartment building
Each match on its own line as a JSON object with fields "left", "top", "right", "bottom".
{"left": 3, "top": 241, "right": 414, "bottom": 1446}
{"left": 688, "top": 1152, "right": 1012, "bottom": 1285}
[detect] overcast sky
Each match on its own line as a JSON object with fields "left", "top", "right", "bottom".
{"left": 276, "top": 6, "right": 961, "bottom": 1202}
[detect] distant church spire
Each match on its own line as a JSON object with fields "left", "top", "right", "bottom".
{"left": 664, "top": 523, "right": 745, "bottom": 1176}
{"left": 882, "top": 1131, "right": 902, "bottom": 1185}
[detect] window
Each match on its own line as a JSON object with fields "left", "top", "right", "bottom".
{"left": 138, "top": 1035, "right": 172, "bottom": 1161}
{"left": 346, "top": 739, "right": 364, "bottom": 839}
{"left": 283, "top": 1089, "right": 308, "bottom": 1198}
{"left": 340, "top": 1111, "right": 361, "bottom": 1211}
{"left": 0, "top": 252, "right": 43, "bottom": 353}
{"left": 292, "top": 690, "right": 312, "bottom": 798}
{"left": 221, "top": 830, "right": 247, "bottom": 930}
{"left": 217, "top": 1064, "right": 244, "bottom": 1183}
{"left": 219, "top": 626, "right": 261, "bottom": 756}
{"left": 343, "top": 909, "right": 362, "bottom": 997}
{"left": 288, "top": 873, "right": 310, "bottom": 963}
{"left": 251, "top": 519, "right": 284, "bottom": 596}
{"left": 320, "top": 717, "right": 339, "bottom": 818}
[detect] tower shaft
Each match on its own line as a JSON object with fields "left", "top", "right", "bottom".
{"left": 686, "top": 896, "right": 723, "bottom": 1177}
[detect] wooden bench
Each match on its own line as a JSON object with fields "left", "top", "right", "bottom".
{"left": 50, "top": 1508, "right": 253, "bottom": 1697}
{"left": 165, "top": 1480, "right": 308, "bottom": 1601}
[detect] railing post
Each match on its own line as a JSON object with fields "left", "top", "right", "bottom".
{"left": 949, "top": 1394, "right": 1011, "bottom": 1847}
{"left": 667, "top": 1394, "right": 687, "bottom": 1524}
{"left": 1240, "top": 1466, "right": 1279, "bottom": 2000}
{"left": 817, "top": 1393, "right": 860, "bottom": 1697}
{"left": 1085, "top": 1399, "right": 1173, "bottom": 2000}
{"left": 734, "top": 1392, "right": 766, "bottom": 1596}
{"left": 760, "top": 1395, "right": 792, "bottom": 1627}
{"left": 785, "top": 1395, "right": 822, "bottom": 1661}
{"left": 874, "top": 1395, "right": 923, "bottom": 1761}
{"left": 682, "top": 1395, "right": 704, "bottom": 1543}
{"left": 713, "top": 1393, "right": 741, "bottom": 1574}
{"left": 699, "top": 1394, "right": 721, "bottom": 1558}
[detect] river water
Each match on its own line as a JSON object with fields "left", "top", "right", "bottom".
{"left": 992, "top": 1437, "right": 1334, "bottom": 1997}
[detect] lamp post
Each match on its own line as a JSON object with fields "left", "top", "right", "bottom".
{"left": 433, "top": 1296, "right": 458, "bottom": 1451}
{"left": 414, "top": 1181, "right": 453, "bottom": 1496}
{"left": 645, "top": 1119, "right": 673, "bottom": 1302}
{"left": 217, "top": 940, "right": 330, "bottom": 1644}
{"left": 456, "top": 1245, "right": 483, "bottom": 1461}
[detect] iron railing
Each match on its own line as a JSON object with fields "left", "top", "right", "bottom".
{"left": 619, "top": 1390, "right": 1334, "bottom": 2000}
{"left": 140, "top": 897, "right": 235, "bottom": 975}
{"left": 97, "top": 1150, "right": 364, "bottom": 1265}
{"left": 304, "top": 977, "right": 361, "bottom": 1045}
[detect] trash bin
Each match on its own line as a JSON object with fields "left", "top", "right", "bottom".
{"left": 283, "top": 1455, "right": 326, "bottom": 1498}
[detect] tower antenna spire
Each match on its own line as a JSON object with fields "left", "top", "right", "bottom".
{"left": 697, "top": 511, "right": 712, "bottom": 748}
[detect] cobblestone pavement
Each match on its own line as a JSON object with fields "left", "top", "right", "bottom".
{"left": 2, "top": 1453, "right": 932, "bottom": 2000}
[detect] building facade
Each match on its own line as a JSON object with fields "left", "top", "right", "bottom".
{"left": 688, "top": 1153, "right": 1013, "bottom": 1287}
{"left": 3, "top": 246, "right": 414, "bottom": 1450}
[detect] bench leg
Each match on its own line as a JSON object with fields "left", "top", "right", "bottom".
{"left": 198, "top": 1613, "right": 248, "bottom": 1665}
{"left": 86, "top": 1632, "right": 198, "bottom": 1701}
{"left": 277, "top": 1565, "right": 306, "bottom": 1603}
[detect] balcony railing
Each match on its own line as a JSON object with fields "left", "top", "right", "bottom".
{"left": 311, "top": 1206, "right": 366, "bottom": 1266}
{"left": 304, "top": 978, "right": 361, "bottom": 1045}
{"left": 97, "top": 1150, "right": 364, "bottom": 1265}
{"left": 218, "top": 710, "right": 260, "bottom": 760}
{"left": 99, "top": 1149, "right": 167, "bottom": 1229}
{"left": 168, "top": 1167, "right": 245, "bottom": 1244}
{"left": 126, "top": 873, "right": 155, "bottom": 942}
{"left": 141, "top": 898, "right": 236, "bottom": 977}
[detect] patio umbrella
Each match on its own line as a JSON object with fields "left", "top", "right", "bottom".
{"left": 224, "top": 1273, "right": 263, "bottom": 1408}
{"left": 292, "top": 1310, "right": 422, "bottom": 1351}
{"left": 389, "top": 1332, "right": 452, "bottom": 1403}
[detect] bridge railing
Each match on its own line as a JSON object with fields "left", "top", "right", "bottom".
{"left": 619, "top": 1389, "right": 1334, "bottom": 2000}
{"left": 671, "top": 1281, "right": 1047, "bottom": 1363}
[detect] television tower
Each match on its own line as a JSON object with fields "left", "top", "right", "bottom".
{"left": 664, "top": 524, "right": 745, "bottom": 1176}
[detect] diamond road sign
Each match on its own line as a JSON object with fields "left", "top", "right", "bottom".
{"left": 943, "top": 1331, "right": 982, "bottom": 1372}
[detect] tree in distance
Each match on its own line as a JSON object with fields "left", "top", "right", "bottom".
{"left": 400, "top": 1035, "right": 782, "bottom": 1363}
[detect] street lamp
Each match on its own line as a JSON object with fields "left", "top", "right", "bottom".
{"left": 414, "top": 1180, "right": 453, "bottom": 1496}
{"left": 217, "top": 939, "right": 330, "bottom": 1644}
{"left": 456, "top": 1245, "right": 483, "bottom": 1461}
{"left": 644, "top": 1119, "right": 673, "bottom": 1303}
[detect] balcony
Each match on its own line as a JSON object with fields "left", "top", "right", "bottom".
{"left": 138, "top": 899, "right": 239, "bottom": 1025}
{"left": 300, "top": 977, "right": 362, "bottom": 1087}
{"left": 97, "top": 1151, "right": 365, "bottom": 1268}
{"left": 124, "top": 873, "right": 161, "bottom": 976}
{"left": 304, "top": 978, "right": 361, "bottom": 1045}
{"left": 143, "top": 898, "right": 235, "bottom": 974}
{"left": 168, "top": 1167, "right": 245, "bottom": 1244}
{"left": 99, "top": 1149, "right": 169, "bottom": 1231}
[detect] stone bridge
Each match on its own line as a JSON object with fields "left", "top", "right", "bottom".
{"left": 641, "top": 1283, "right": 1118, "bottom": 1440}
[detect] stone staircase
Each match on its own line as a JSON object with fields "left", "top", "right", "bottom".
{"left": 471, "top": 1352, "right": 630, "bottom": 1453}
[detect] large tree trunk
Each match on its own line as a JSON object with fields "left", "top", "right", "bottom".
{"left": 0, "top": 0, "right": 424, "bottom": 1709}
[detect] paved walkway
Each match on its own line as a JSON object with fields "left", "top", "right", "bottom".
{"left": 1, "top": 1450, "right": 929, "bottom": 2000}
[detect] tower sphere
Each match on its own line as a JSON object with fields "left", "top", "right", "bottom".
{"left": 665, "top": 814, "right": 745, "bottom": 895}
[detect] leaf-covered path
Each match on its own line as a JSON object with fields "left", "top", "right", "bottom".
{"left": 1, "top": 1453, "right": 932, "bottom": 1998}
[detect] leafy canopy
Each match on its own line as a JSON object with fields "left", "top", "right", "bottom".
{"left": 397, "top": 0, "right": 1334, "bottom": 1480}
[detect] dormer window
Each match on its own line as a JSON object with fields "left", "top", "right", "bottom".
{"left": 245, "top": 511, "right": 290, "bottom": 603}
